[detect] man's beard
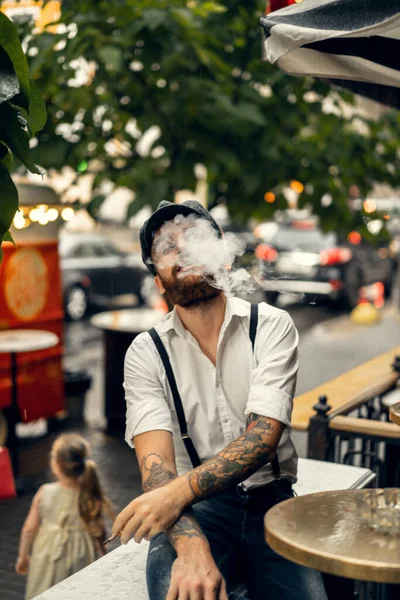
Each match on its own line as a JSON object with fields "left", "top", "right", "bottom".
{"left": 159, "top": 266, "right": 220, "bottom": 308}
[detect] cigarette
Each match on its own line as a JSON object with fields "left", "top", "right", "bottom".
{"left": 104, "top": 534, "right": 119, "bottom": 545}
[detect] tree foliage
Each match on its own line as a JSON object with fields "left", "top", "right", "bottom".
{"left": 25, "top": 0, "right": 400, "bottom": 238}
{"left": 0, "top": 10, "right": 46, "bottom": 253}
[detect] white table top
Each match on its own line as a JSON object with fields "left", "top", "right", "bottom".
{"left": 90, "top": 308, "right": 166, "bottom": 333}
{"left": 0, "top": 329, "right": 59, "bottom": 353}
{"left": 293, "top": 458, "right": 375, "bottom": 496}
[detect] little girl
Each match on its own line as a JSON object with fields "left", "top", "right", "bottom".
{"left": 15, "top": 433, "right": 114, "bottom": 600}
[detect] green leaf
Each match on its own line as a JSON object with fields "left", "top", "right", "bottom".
{"left": 97, "top": 46, "right": 123, "bottom": 72}
{"left": 201, "top": 2, "right": 227, "bottom": 14}
{"left": 0, "top": 162, "right": 18, "bottom": 245}
{"left": 27, "top": 80, "right": 47, "bottom": 135}
{"left": 133, "top": 179, "right": 169, "bottom": 214}
{"left": 141, "top": 9, "right": 167, "bottom": 31}
{"left": 0, "top": 102, "right": 43, "bottom": 174}
{"left": 0, "top": 142, "right": 12, "bottom": 170}
{"left": 0, "top": 46, "right": 19, "bottom": 105}
{"left": 171, "top": 8, "right": 194, "bottom": 29}
{"left": 3, "top": 230, "right": 15, "bottom": 245}
{"left": 0, "top": 12, "right": 30, "bottom": 109}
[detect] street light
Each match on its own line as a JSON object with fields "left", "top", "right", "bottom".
{"left": 11, "top": 177, "right": 75, "bottom": 241}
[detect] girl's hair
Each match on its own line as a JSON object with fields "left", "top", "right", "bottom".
{"left": 51, "top": 434, "right": 114, "bottom": 540}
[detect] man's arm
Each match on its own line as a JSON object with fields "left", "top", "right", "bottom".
{"left": 187, "top": 413, "right": 282, "bottom": 500}
{"left": 119, "top": 430, "right": 208, "bottom": 550}
{"left": 114, "top": 431, "right": 228, "bottom": 600}
{"left": 113, "top": 414, "right": 284, "bottom": 544}
{"left": 184, "top": 413, "right": 284, "bottom": 504}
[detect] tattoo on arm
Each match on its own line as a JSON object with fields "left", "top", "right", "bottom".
{"left": 167, "top": 512, "right": 204, "bottom": 545}
{"left": 188, "top": 414, "right": 279, "bottom": 499}
{"left": 141, "top": 453, "right": 176, "bottom": 492}
{"left": 140, "top": 453, "right": 205, "bottom": 546}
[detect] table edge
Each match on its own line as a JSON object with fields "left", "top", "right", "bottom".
{"left": 265, "top": 494, "right": 400, "bottom": 584}
{"left": 389, "top": 402, "right": 400, "bottom": 426}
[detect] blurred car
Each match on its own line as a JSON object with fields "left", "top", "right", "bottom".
{"left": 59, "top": 233, "right": 155, "bottom": 320}
{"left": 222, "top": 222, "right": 259, "bottom": 268}
{"left": 256, "top": 219, "right": 397, "bottom": 309}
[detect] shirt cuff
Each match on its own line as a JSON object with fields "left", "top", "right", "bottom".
{"left": 245, "top": 385, "right": 293, "bottom": 427}
{"left": 125, "top": 419, "right": 173, "bottom": 448}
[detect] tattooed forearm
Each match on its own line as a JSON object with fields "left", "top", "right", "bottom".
{"left": 188, "top": 415, "right": 281, "bottom": 500}
{"left": 140, "top": 453, "right": 207, "bottom": 549}
{"left": 168, "top": 512, "right": 205, "bottom": 546}
{"left": 141, "top": 453, "right": 176, "bottom": 492}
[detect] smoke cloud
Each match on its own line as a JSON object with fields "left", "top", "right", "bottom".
{"left": 151, "top": 214, "right": 256, "bottom": 297}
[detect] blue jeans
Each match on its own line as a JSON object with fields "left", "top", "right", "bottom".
{"left": 147, "top": 480, "right": 327, "bottom": 599}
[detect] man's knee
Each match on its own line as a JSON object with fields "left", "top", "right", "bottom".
{"left": 146, "top": 534, "right": 176, "bottom": 600}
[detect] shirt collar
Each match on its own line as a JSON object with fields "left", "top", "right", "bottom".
{"left": 158, "top": 296, "right": 250, "bottom": 337}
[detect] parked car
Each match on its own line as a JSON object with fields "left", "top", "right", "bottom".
{"left": 222, "top": 222, "right": 259, "bottom": 268}
{"left": 256, "top": 219, "right": 397, "bottom": 309}
{"left": 59, "top": 233, "right": 155, "bottom": 320}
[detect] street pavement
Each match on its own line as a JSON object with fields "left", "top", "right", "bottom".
{"left": 1, "top": 293, "right": 400, "bottom": 600}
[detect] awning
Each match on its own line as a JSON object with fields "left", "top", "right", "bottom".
{"left": 261, "top": 0, "right": 400, "bottom": 108}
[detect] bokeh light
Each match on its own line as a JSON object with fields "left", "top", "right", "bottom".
{"left": 348, "top": 231, "right": 362, "bottom": 245}
{"left": 363, "top": 199, "right": 376, "bottom": 214}
{"left": 290, "top": 180, "right": 304, "bottom": 194}
{"left": 264, "top": 191, "right": 276, "bottom": 204}
{"left": 61, "top": 207, "right": 75, "bottom": 221}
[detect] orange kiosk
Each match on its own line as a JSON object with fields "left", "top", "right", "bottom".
{"left": 0, "top": 181, "right": 65, "bottom": 446}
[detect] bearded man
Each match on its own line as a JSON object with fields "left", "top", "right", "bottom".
{"left": 113, "top": 200, "right": 327, "bottom": 600}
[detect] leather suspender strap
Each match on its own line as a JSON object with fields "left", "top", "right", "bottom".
{"left": 249, "top": 304, "right": 281, "bottom": 479}
{"left": 249, "top": 303, "right": 258, "bottom": 351}
{"left": 148, "top": 328, "right": 201, "bottom": 468}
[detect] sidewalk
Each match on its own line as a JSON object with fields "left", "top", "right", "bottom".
{"left": 292, "top": 304, "right": 400, "bottom": 455}
{"left": 297, "top": 303, "right": 400, "bottom": 394}
{"left": 1, "top": 305, "right": 399, "bottom": 600}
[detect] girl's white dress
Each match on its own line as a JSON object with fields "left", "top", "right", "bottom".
{"left": 26, "top": 482, "right": 96, "bottom": 599}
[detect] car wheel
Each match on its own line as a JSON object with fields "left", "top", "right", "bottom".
{"left": 384, "top": 264, "right": 397, "bottom": 299}
{"left": 64, "top": 285, "right": 88, "bottom": 321}
{"left": 340, "top": 270, "right": 362, "bottom": 310}
{"left": 265, "top": 291, "right": 279, "bottom": 305}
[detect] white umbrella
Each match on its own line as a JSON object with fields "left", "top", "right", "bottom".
{"left": 261, "top": 0, "right": 400, "bottom": 108}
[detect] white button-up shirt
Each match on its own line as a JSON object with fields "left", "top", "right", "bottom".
{"left": 124, "top": 297, "right": 299, "bottom": 489}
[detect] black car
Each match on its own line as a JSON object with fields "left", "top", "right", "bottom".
{"left": 222, "top": 222, "right": 259, "bottom": 268}
{"left": 256, "top": 221, "right": 397, "bottom": 309}
{"left": 59, "top": 233, "right": 155, "bottom": 320}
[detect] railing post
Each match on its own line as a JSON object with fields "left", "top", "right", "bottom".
{"left": 307, "top": 395, "right": 331, "bottom": 460}
{"left": 392, "top": 355, "right": 400, "bottom": 374}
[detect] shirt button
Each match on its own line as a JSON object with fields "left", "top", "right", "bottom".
{"left": 223, "top": 418, "right": 229, "bottom": 424}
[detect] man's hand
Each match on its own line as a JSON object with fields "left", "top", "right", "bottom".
{"left": 113, "top": 477, "right": 193, "bottom": 544}
{"left": 166, "top": 542, "right": 228, "bottom": 600}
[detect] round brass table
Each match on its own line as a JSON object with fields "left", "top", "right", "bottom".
{"left": 389, "top": 401, "right": 400, "bottom": 426}
{"left": 265, "top": 490, "right": 400, "bottom": 584}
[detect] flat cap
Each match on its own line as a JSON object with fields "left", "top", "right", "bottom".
{"left": 140, "top": 200, "right": 222, "bottom": 274}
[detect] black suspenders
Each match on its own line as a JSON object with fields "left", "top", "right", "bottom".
{"left": 148, "top": 303, "right": 280, "bottom": 479}
{"left": 148, "top": 328, "right": 202, "bottom": 468}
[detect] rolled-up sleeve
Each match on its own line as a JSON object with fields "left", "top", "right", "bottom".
{"left": 245, "top": 311, "right": 299, "bottom": 427}
{"left": 124, "top": 333, "right": 173, "bottom": 447}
